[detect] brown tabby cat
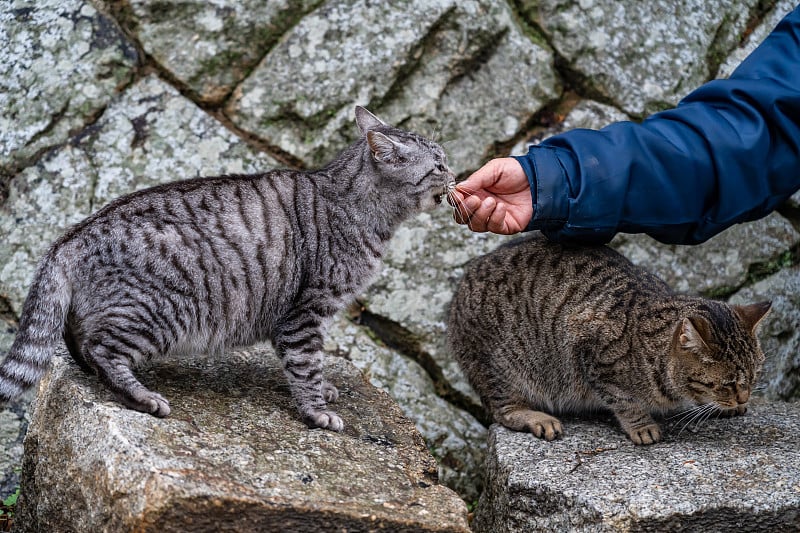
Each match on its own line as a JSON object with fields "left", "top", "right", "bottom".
{"left": 0, "top": 107, "right": 455, "bottom": 431}
{"left": 447, "top": 234, "right": 771, "bottom": 445}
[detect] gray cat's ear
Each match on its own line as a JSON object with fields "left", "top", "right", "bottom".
{"left": 732, "top": 301, "right": 772, "bottom": 333}
{"left": 367, "top": 131, "right": 406, "bottom": 164}
{"left": 355, "top": 106, "right": 387, "bottom": 135}
{"left": 679, "top": 317, "right": 710, "bottom": 353}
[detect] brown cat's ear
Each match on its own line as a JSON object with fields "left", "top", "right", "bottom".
{"left": 367, "top": 131, "right": 405, "bottom": 164}
{"left": 732, "top": 301, "right": 772, "bottom": 333}
{"left": 355, "top": 106, "right": 387, "bottom": 135}
{"left": 679, "top": 317, "right": 711, "bottom": 353}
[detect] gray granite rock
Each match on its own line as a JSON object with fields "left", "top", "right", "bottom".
{"left": 0, "top": 75, "right": 278, "bottom": 314}
{"left": 116, "top": 0, "right": 323, "bottom": 104}
{"left": 226, "top": 0, "right": 559, "bottom": 172}
{"left": 17, "top": 351, "right": 470, "bottom": 532}
{"left": 365, "top": 208, "right": 510, "bottom": 401}
{"left": 611, "top": 214, "right": 800, "bottom": 296}
{"left": 730, "top": 267, "right": 800, "bottom": 400}
{"left": 475, "top": 399, "right": 800, "bottom": 532}
{"left": 327, "top": 316, "right": 486, "bottom": 501}
{"left": 511, "top": 99, "right": 631, "bottom": 155}
{"left": 0, "top": 0, "right": 138, "bottom": 171}
{"left": 718, "top": 0, "right": 797, "bottom": 78}
{"left": 518, "top": 0, "right": 759, "bottom": 116}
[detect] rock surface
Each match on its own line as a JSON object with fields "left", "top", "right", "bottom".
{"left": 17, "top": 352, "right": 469, "bottom": 532}
{"left": 475, "top": 400, "right": 800, "bottom": 532}
{"left": 225, "top": 0, "right": 560, "bottom": 173}
{"left": 108, "top": 0, "right": 324, "bottom": 105}
{"left": 1, "top": 0, "right": 799, "bottom": 513}
{"left": 0, "top": 0, "right": 138, "bottom": 172}
{"left": 517, "top": 0, "right": 760, "bottom": 116}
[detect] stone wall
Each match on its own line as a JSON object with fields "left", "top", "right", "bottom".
{"left": 1, "top": 0, "right": 799, "bottom": 519}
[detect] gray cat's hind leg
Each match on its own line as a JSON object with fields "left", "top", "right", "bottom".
{"left": 81, "top": 341, "right": 171, "bottom": 417}
{"left": 281, "top": 349, "right": 343, "bottom": 431}
{"left": 499, "top": 405, "right": 563, "bottom": 441}
{"left": 275, "top": 316, "right": 343, "bottom": 431}
{"left": 321, "top": 381, "right": 339, "bottom": 403}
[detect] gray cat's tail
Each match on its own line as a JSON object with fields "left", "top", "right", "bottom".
{"left": 0, "top": 254, "right": 71, "bottom": 403}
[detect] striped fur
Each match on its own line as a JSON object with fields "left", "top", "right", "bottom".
{"left": 447, "top": 234, "right": 771, "bottom": 445}
{"left": 0, "top": 107, "right": 455, "bottom": 431}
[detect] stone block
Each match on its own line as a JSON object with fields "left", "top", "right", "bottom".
{"left": 17, "top": 350, "right": 469, "bottom": 532}
{"left": 475, "top": 400, "right": 800, "bottom": 531}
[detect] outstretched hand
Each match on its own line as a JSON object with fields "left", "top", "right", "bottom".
{"left": 449, "top": 157, "right": 533, "bottom": 234}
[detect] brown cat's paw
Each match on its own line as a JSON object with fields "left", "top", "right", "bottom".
{"left": 528, "top": 418, "right": 563, "bottom": 441}
{"left": 305, "top": 409, "right": 344, "bottom": 432}
{"left": 719, "top": 404, "right": 747, "bottom": 417}
{"left": 322, "top": 382, "right": 339, "bottom": 403}
{"left": 501, "top": 409, "right": 563, "bottom": 441}
{"left": 627, "top": 424, "right": 661, "bottom": 445}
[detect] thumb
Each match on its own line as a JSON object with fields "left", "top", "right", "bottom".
{"left": 456, "top": 159, "right": 505, "bottom": 196}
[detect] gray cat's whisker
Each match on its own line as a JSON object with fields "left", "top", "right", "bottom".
{"left": 447, "top": 191, "right": 477, "bottom": 225}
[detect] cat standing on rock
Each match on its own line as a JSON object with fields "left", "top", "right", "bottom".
{"left": 0, "top": 107, "right": 456, "bottom": 431}
{"left": 447, "top": 234, "right": 771, "bottom": 445}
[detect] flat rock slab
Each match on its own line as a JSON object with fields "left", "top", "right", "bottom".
{"left": 17, "top": 349, "right": 469, "bottom": 532}
{"left": 475, "top": 400, "right": 800, "bottom": 532}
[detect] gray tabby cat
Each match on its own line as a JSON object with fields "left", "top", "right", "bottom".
{"left": 447, "top": 234, "right": 771, "bottom": 445}
{"left": 0, "top": 106, "right": 455, "bottom": 431}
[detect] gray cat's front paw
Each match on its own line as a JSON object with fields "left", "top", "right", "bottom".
{"left": 305, "top": 409, "right": 344, "bottom": 432}
{"left": 322, "top": 381, "right": 339, "bottom": 403}
{"left": 117, "top": 389, "right": 171, "bottom": 418}
{"left": 627, "top": 423, "right": 661, "bottom": 445}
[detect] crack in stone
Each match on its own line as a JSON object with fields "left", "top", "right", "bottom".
{"left": 348, "top": 301, "right": 490, "bottom": 427}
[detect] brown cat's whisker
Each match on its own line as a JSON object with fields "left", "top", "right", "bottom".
{"left": 676, "top": 403, "right": 719, "bottom": 435}
{"left": 447, "top": 234, "right": 770, "bottom": 447}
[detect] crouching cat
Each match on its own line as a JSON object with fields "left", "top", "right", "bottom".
{"left": 0, "top": 106, "right": 456, "bottom": 432}
{"left": 447, "top": 234, "right": 771, "bottom": 445}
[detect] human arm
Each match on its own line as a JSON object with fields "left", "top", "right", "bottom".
{"left": 454, "top": 6, "right": 800, "bottom": 244}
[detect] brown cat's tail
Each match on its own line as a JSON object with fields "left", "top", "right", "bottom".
{"left": 0, "top": 254, "right": 71, "bottom": 403}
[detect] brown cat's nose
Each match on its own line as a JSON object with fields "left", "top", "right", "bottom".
{"left": 736, "top": 388, "right": 750, "bottom": 404}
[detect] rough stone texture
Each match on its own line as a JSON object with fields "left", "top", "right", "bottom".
{"left": 114, "top": 0, "right": 323, "bottom": 104}
{"left": 0, "top": 0, "right": 138, "bottom": 172}
{"left": 517, "top": 0, "right": 759, "bottom": 116}
{"left": 611, "top": 214, "right": 800, "bottom": 296}
{"left": 225, "top": 0, "right": 560, "bottom": 172}
{"left": 327, "top": 316, "right": 487, "bottom": 502}
{"left": 718, "top": 0, "right": 797, "bottom": 78}
{"left": 0, "top": 75, "right": 277, "bottom": 314}
{"left": 2, "top": 0, "right": 800, "bottom": 516}
{"left": 364, "top": 209, "right": 509, "bottom": 402}
{"left": 0, "top": 399, "right": 28, "bottom": 500}
{"left": 17, "top": 352, "right": 469, "bottom": 532}
{"left": 510, "top": 99, "right": 632, "bottom": 155}
{"left": 730, "top": 267, "right": 800, "bottom": 400}
{"left": 475, "top": 399, "right": 800, "bottom": 532}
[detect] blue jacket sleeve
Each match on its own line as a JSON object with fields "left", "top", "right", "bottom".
{"left": 514, "top": 6, "right": 800, "bottom": 245}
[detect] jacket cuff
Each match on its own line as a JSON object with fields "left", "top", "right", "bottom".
{"left": 513, "top": 145, "right": 573, "bottom": 232}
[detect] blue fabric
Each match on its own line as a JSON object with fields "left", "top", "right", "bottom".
{"left": 514, "top": 6, "right": 800, "bottom": 245}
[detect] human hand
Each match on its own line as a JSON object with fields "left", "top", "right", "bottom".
{"left": 449, "top": 157, "right": 533, "bottom": 234}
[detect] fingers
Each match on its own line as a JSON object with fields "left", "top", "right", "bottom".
{"left": 453, "top": 196, "right": 507, "bottom": 233}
